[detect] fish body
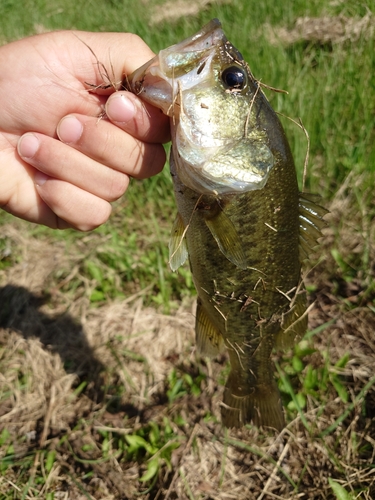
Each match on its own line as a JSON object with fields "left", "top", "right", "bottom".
{"left": 127, "top": 19, "right": 326, "bottom": 430}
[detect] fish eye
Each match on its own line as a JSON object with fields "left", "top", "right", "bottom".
{"left": 221, "top": 65, "right": 247, "bottom": 91}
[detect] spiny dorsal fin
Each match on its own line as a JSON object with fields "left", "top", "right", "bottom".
{"left": 169, "top": 213, "right": 188, "bottom": 271}
{"left": 196, "top": 298, "right": 225, "bottom": 357}
{"left": 204, "top": 205, "right": 247, "bottom": 270}
{"left": 299, "top": 193, "right": 328, "bottom": 261}
{"left": 274, "top": 289, "right": 308, "bottom": 349}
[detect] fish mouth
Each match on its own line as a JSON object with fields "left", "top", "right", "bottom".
{"left": 126, "top": 20, "right": 274, "bottom": 195}
{"left": 125, "top": 19, "right": 228, "bottom": 115}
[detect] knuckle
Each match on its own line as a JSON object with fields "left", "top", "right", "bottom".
{"left": 77, "top": 203, "right": 112, "bottom": 231}
{"left": 97, "top": 128, "right": 116, "bottom": 162}
{"left": 126, "top": 33, "right": 151, "bottom": 54}
{"left": 105, "top": 171, "right": 129, "bottom": 202}
{"left": 139, "top": 145, "right": 166, "bottom": 178}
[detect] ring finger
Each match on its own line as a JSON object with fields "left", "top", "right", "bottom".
{"left": 17, "top": 132, "right": 130, "bottom": 202}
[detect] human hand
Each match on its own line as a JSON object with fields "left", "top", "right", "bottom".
{"left": 0, "top": 31, "right": 170, "bottom": 230}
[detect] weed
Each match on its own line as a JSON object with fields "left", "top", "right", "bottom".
{"left": 124, "top": 420, "right": 182, "bottom": 485}
{"left": 278, "top": 333, "right": 351, "bottom": 427}
{"left": 329, "top": 478, "right": 355, "bottom": 500}
{"left": 167, "top": 367, "right": 206, "bottom": 404}
{"left": 0, "top": 0, "right": 374, "bottom": 498}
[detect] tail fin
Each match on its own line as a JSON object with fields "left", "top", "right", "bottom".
{"left": 221, "top": 374, "right": 285, "bottom": 431}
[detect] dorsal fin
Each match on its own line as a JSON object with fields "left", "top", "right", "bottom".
{"left": 169, "top": 213, "right": 188, "bottom": 271}
{"left": 196, "top": 298, "right": 225, "bottom": 357}
{"left": 204, "top": 203, "right": 247, "bottom": 270}
{"left": 299, "top": 193, "right": 328, "bottom": 261}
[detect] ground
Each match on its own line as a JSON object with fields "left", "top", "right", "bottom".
{"left": 0, "top": 181, "right": 374, "bottom": 498}
{"left": 0, "top": 4, "right": 374, "bottom": 499}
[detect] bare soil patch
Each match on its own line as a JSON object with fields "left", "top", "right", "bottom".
{"left": 267, "top": 13, "right": 375, "bottom": 46}
{"left": 150, "top": 0, "right": 231, "bottom": 26}
{"left": 0, "top": 181, "right": 375, "bottom": 499}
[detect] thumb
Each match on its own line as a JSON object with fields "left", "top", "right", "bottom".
{"left": 105, "top": 91, "right": 170, "bottom": 143}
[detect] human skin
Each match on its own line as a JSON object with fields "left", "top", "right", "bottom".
{"left": 0, "top": 31, "right": 170, "bottom": 230}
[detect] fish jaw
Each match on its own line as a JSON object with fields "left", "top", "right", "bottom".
{"left": 126, "top": 19, "right": 275, "bottom": 195}
{"left": 126, "top": 19, "right": 227, "bottom": 115}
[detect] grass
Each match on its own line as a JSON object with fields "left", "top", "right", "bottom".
{"left": 0, "top": 0, "right": 375, "bottom": 498}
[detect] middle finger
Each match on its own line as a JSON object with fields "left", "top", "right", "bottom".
{"left": 57, "top": 113, "right": 166, "bottom": 179}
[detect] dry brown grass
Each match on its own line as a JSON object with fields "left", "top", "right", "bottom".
{"left": 1, "top": 179, "right": 375, "bottom": 499}
{"left": 0, "top": 0, "right": 374, "bottom": 498}
{"left": 149, "top": 0, "right": 231, "bottom": 26}
{"left": 266, "top": 13, "right": 375, "bottom": 46}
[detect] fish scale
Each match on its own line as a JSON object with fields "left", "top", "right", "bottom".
{"left": 172, "top": 154, "right": 301, "bottom": 429}
{"left": 126, "top": 19, "right": 327, "bottom": 430}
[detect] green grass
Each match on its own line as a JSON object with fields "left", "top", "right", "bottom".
{"left": 0, "top": 0, "right": 375, "bottom": 498}
{"left": 1, "top": 0, "right": 373, "bottom": 194}
{"left": 1, "top": 0, "right": 373, "bottom": 305}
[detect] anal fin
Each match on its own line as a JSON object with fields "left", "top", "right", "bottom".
{"left": 195, "top": 298, "right": 224, "bottom": 357}
{"left": 275, "top": 289, "right": 308, "bottom": 349}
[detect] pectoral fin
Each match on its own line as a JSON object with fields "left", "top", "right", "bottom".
{"left": 196, "top": 298, "right": 224, "bottom": 357}
{"left": 204, "top": 207, "right": 247, "bottom": 270}
{"left": 169, "top": 213, "right": 188, "bottom": 271}
{"left": 299, "top": 193, "right": 328, "bottom": 261}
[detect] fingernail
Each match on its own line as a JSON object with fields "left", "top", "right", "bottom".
{"left": 18, "top": 133, "right": 40, "bottom": 159}
{"left": 34, "top": 171, "right": 49, "bottom": 186}
{"left": 106, "top": 93, "right": 136, "bottom": 123}
{"left": 57, "top": 115, "right": 83, "bottom": 144}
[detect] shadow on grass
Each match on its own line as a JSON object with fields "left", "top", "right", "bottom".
{"left": 0, "top": 284, "right": 105, "bottom": 402}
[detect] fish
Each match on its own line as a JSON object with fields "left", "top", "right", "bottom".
{"left": 126, "top": 19, "right": 327, "bottom": 430}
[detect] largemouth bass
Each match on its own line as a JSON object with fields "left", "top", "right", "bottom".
{"left": 126, "top": 19, "right": 326, "bottom": 430}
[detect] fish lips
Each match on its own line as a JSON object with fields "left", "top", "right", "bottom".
{"left": 125, "top": 19, "right": 227, "bottom": 114}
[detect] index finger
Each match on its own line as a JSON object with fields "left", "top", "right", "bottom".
{"left": 70, "top": 32, "right": 156, "bottom": 94}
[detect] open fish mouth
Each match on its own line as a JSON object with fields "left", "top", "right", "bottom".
{"left": 126, "top": 19, "right": 228, "bottom": 110}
